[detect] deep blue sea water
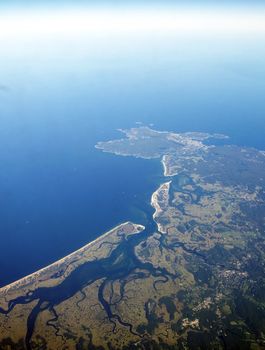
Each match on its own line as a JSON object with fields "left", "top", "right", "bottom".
{"left": 0, "top": 15, "right": 265, "bottom": 286}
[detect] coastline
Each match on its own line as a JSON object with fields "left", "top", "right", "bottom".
{"left": 151, "top": 181, "right": 171, "bottom": 234}
{"left": 95, "top": 144, "right": 158, "bottom": 160}
{"left": 0, "top": 222, "right": 145, "bottom": 296}
{"left": 162, "top": 154, "right": 178, "bottom": 177}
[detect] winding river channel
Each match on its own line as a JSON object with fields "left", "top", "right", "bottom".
{"left": 0, "top": 199, "right": 166, "bottom": 349}
{"left": 0, "top": 174, "right": 205, "bottom": 349}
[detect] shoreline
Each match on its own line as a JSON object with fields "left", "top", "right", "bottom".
{"left": 95, "top": 144, "right": 159, "bottom": 160}
{"left": 0, "top": 222, "right": 145, "bottom": 295}
{"left": 162, "top": 154, "right": 179, "bottom": 177}
{"left": 151, "top": 181, "right": 171, "bottom": 234}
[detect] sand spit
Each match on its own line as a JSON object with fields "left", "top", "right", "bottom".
{"left": 0, "top": 222, "right": 145, "bottom": 297}
{"left": 151, "top": 181, "right": 171, "bottom": 234}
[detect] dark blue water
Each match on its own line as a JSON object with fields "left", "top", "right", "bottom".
{"left": 0, "top": 15, "right": 265, "bottom": 286}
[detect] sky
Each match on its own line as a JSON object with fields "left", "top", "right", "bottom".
{"left": 0, "top": 1, "right": 264, "bottom": 39}
{"left": 1, "top": 0, "right": 265, "bottom": 9}
{"left": 0, "top": 0, "right": 264, "bottom": 33}
{"left": 0, "top": 0, "right": 264, "bottom": 4}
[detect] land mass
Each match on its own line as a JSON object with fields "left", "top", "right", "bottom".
{"left": 1, "top": 126, "right": 265, "bottom": 350}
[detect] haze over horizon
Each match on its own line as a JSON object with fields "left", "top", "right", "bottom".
{"left": 0, "top": 1, "right": 265, "bottom": 39}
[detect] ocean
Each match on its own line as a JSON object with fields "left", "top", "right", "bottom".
{"left": 0, "top": 9, "right": 265, "bottom": 286}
